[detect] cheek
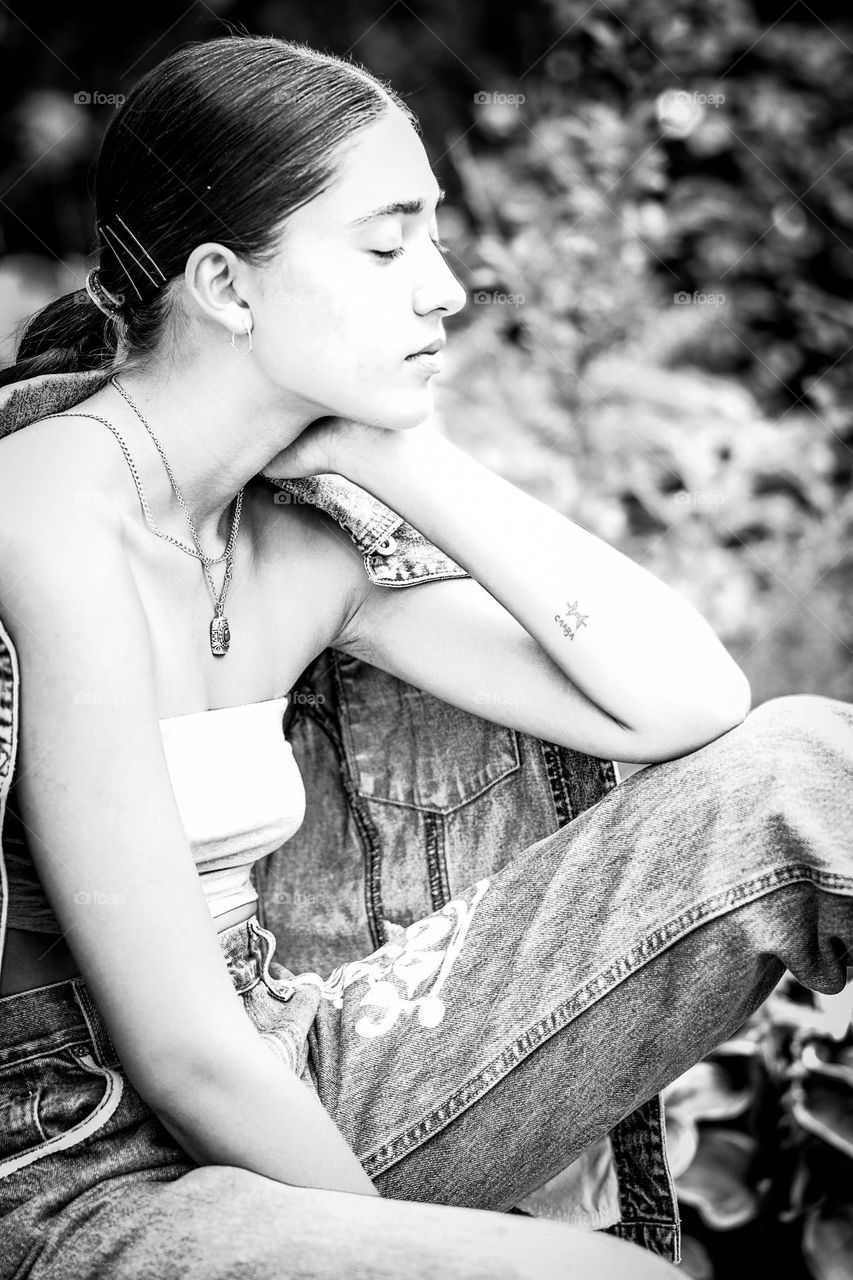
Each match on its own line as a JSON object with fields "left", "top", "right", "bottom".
{"left": 255, "top": 256, "right": 411, "bottom": 397}
{"left": 275, "top": 308, "right": 401, "bottom": 385}
{"left": 283, "top": 253, "right": 404, "bottom": 341}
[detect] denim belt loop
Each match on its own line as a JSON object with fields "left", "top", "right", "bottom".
{"left": 73, "top": 979, "right": 122, "bottom": 1069}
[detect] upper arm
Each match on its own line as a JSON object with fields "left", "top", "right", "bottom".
{"left": 0, "top": 495, "right": 266, "bottom": 1105}
{"left": 334, "top": 574, "right": 659, "bottom": 761}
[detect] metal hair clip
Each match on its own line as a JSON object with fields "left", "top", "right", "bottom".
{"left": 99, "top": 214, "right": 167, "bottom": 298}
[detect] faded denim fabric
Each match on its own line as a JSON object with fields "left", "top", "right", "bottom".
{"left": 3, "top": 372, "right": 852, "bottom": 1277}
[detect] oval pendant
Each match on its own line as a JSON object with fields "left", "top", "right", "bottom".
{"left": 210, "top": 614, "right": 231, "bottom": 656}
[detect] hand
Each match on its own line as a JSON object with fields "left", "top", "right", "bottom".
{"left": 261, "top": 415, "right": 435, "bottom": 492}
{"left": 260, "top": 416, "right": 365, "bottom": 483}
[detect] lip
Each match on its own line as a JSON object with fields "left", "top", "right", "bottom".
{"left": 406, "top": 337, "right": 445, "bottom": 358}
{"left": 405, "top": 351, "right": 443, "bottom": 375}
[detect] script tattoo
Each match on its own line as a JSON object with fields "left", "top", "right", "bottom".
{"left": 553, "top": 599, "right": 589, "bottom": 641}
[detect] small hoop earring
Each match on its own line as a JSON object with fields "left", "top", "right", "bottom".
{"left": 230, "top": 318, "right": 253, "bottom": 353}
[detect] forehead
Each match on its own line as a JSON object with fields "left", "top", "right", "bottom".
{"left": 297, "top": 108, "right": 440, "bottom": 231}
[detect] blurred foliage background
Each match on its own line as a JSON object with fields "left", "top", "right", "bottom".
{"left": 1, "top": 3, "right": 852, "bottom": 1276}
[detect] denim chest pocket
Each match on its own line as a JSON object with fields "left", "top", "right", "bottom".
{"left": 0, "top": 1044, "right": 125, "bottom": 1178}
{"left": 337, "top": 656, "right": 521, "bottom": 813}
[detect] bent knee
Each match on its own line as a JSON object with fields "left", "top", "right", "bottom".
{"left": 739, "top": 693, "right": 853, "bottom": 765}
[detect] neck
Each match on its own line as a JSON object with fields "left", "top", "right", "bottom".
{"left": 109, "top": 354, "right": 318, "bottom": 550}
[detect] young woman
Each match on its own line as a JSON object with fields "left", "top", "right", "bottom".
{"left": 0, "top": 32, "right": 851, "bottom": 1280}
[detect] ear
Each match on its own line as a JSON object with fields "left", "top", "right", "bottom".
{"left": 183, "top": 242, "right": 253, "bottom": 338}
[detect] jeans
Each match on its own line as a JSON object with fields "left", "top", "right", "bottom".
{"left": 0, "top": 693, "right": 851, "bottom": 1279}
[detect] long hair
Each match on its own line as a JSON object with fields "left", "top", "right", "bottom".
{"left": 0, "top": 35, "right": 417, "bottom": 388}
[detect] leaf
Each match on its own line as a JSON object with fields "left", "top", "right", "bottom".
{"left": 675, "top": 1129, "right": 761, "bottom": 1230}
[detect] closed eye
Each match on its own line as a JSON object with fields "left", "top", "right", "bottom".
{"left": 372, "top": 238, "right": 449, "bottom": 262}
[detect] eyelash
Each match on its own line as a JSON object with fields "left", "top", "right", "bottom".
{"left": 372, "top": 238, "right": 449, "bottom": 261}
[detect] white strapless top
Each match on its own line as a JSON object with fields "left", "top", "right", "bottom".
{"left": 158, "top": 695, "right": 305, "bottom": 923}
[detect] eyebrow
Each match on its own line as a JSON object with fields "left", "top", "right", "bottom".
{"left": 349, "top": 187, "right": 446, "bottom": 227}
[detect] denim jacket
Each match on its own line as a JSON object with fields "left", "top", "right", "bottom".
{"left": 0, "top": 370, "right": 678, "bottom": 1262}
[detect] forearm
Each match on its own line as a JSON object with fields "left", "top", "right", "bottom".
{"left": 345, "top": 429, "right": 750, "bottom": 738}
{"left": 149, "top": 1039, "right": 380, "bottom": 1197}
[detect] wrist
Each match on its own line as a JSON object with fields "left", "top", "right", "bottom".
{"left": 338, "top": 423, "right": 455, "bottom": 504}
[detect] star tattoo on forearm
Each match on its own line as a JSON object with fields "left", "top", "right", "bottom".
{"left": 553, "top": 599, "right": 590, "bottom": 640}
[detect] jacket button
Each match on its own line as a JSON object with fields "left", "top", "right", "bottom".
{"left": 374, "top": 535, "right": 397, "bottom": 555}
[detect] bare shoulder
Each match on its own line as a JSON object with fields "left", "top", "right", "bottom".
{"left": 0, "top": 408, "right": 122, "bottom": 538}
{"left": 0, "top": 456, "right": 146, "bottom": 671}
{"left": 0, "top": 415, "right": 143, "bottom": 664}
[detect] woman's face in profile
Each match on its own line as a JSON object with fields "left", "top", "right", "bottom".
{"left": 248, "top": 104, "right": 467, "bottom": 431}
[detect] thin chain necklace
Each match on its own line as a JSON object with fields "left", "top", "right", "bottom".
{"left": 109, "top": 374, "right": 244, "bottom": 657}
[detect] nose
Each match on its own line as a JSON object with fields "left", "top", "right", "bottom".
{"left": 413, "top": 254, "right": 467, "bottom": 319}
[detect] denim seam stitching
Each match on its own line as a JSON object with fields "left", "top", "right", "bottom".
{"left": 0, "top": 1032, "right": 92, "bottom": 1067}
{"left": 360, "top": 862, "right": 853, "bottom": 1178}
{"left": 31, "top": 1085, "right": 49, "bottom": 1143}
{"left": 364, "top": 565, "right": 471, "bottom": 588}
{"left": 424, "top": 810, "right": 451, "bottom": 911}
{"left": 608, "top": 1090, "right": 681, "bottom": 1241}
{"left": 0, "top": 615, "right": 22, "bottom": 994}
{"left": 73, "top": 980, "right": 119, "bottom": 1067}
{"left": 542, "top": 741, "right": 576, "bottom": 827}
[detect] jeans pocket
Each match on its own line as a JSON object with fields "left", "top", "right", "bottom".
{"left": 0, "top": 1044, "right": 125, "bottom": 1179}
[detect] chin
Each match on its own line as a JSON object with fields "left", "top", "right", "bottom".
{"left": 372, "top": 394, "right": 434, "bottom": 432}
{"left": 328, "top": 383, "right": 433, "bottom": 433}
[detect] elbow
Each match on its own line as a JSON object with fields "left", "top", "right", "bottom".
{"left": 682, "top": 660, "right": 753, "bottom": 742}
{"left": 127, "top": 1030, "right": 266, "bottom": 1128}
{"left": 707, "top": 665, "right": 752, "bottom": 732}
{"left": 133, "top": 1052, "right": 243, "bottom": 1167}
{"left": 124, "top": 1052, "right": 207, "bottom": 1133}
{"left": 629, "top": 668, "right": 752, "bottom": 764}
{"left": 726, "top": 667, "right": 753, "bottom": 724}
{"left": 154, "top": 1027, "right": 298, "bottom": 1102}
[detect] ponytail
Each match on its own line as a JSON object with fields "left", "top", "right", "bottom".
{"left": 0, "top": 287, "right": 119, "bottom": 390}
